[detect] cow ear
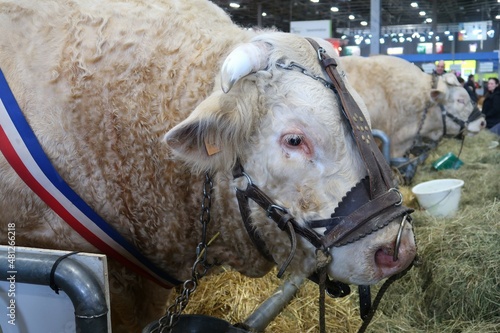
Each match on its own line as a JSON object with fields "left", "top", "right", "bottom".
{"left": 430, "top": 88, "right": 445, "bottom": 102}
{"left": 442, "top": 73, "right": 461, "bottom": 87}
{"left": 163, "top": 91, "right": 249, "bottom": 172}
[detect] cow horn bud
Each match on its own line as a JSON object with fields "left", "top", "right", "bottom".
{"left": 221, "top": 41, "right": 269, "bottom": 93}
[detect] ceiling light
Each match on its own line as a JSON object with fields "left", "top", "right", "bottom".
{"left": 496, "top": 14, "right": 500, "bottom": 19}
{"left": 330, "top": 6, "right": 339, "bottom": 12}
{"left": 419, "top": 36, "right": 425, "bottom": 42}
{"left": 411, "top": 2, "right": 418, "bottom": 8}
{"left": 262, "top": 12, "right": 267, "bottom": 17}
{"left": 419, "top": 11, "right": 426, "bottom": 16}
{"left": 361, "top": 21, "right": 368, "bottom": 26}
{"left": 448, "top": 35, "right": 454, "bottom": 41}
{"left": 349, "top": 14, "right": 355, "bottom": 20}
{"left": 426, "top": 18, "right": 432, "bottom": 23}
{"left": 379, "top": 38, "right": 385, "bottom": 44}
{"left": 310, "top": 0, "right": 319, "bottom": 3}
{"left": 229, "top": 3, "right": 240, "bottom": 8}
{"left": 445, "top": 30, "right": 450, "bottom": 35}
{"left": 399, "top": 37, "right": 405, "bottom": 43}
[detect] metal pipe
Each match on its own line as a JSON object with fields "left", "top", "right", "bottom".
{"left": 243, "top": 275, "right": 305, "bottom": 332}
{"left": 0, "top": 250, "right": 108, "bottom": 333}
{"left": 371, "top": 129, "right": 391, "bottom": 163}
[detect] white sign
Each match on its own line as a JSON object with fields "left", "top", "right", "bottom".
{"left": 422, "top": 63, "right": 436, "bottom": 74}
{"left": 290, "top": 20, "right": 332, "bottom": 38}
{"left": 450, "top": 64, "right": 462, "bottom": 74}
{"left": 479, "top": 62, "right": 494, "bottom": 72}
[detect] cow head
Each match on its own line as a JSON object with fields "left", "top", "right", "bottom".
{"left": 428, "top": 73, "right": 485, "bottom": 139}
{"left": 164, "top": 33, "right": 416, "bottom": 286}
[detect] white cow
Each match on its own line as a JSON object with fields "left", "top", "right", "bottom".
{"left": 340, "top": 55, "right": 485, "bottom": 158}
{"left": 0, "top": 1, "right": 416, "bottom": 331}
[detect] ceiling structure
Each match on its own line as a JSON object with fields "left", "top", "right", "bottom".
{"left": 211, "top": 0, "right": 500, "bottom": 35}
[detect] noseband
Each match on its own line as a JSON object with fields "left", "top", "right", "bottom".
{"left": 233, "top": 38, "right": 413, "bottom": 277}
{"left": 440, "top": 103, "right": 482, "bottom": 138}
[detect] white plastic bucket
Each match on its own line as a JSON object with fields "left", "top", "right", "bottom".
{"left": 411, "top": 179, "right": 464, "bottom": 217}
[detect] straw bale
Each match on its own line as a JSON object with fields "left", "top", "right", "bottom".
{"left": 163, "top": 130, "right": 499, "bottom": 333}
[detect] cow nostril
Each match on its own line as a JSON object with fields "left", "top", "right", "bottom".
{"left": 375, "top": 247, "right": 398, "bottom": 268}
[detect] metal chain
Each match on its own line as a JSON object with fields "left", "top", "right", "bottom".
{"left": 153, "top": 173, "right": 214, "bottom": 333}
{"left": 404, "top": 104, "right": 429, "bottom": 159}
{"left": 276, "top": 61, "right": 336, "bottom": 90}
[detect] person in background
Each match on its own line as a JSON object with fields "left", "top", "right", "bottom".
{"left": 457, "top": 76, "right": 465, "bottom": 85}
{"left": 433, "top": 60, "right": 446, "bottom": 76}
{"left": 481, "top": 77, "right": 500, "bottom": 135}
{"left": 463, "top": 74, "right": 478, "bottom": 103}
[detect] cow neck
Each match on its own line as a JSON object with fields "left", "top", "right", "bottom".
{"left": 0, "top": 68, "right": 182, "bottom": 289}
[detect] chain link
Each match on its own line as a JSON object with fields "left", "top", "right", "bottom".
{"left": 276, "top": 61, "right": 335, "bottom": 90}
{"left": 404, "top": 104, "right": 429, "bottom": 159}
{"left": 153, "top": 173, "right": 214, "bottom": 333}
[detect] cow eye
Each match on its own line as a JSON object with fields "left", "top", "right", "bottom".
{"left": 284, "top": 134, "right": 303, "bottom": 147}
{"left": 457, "top": 99, "right": 465, "bottom": 104}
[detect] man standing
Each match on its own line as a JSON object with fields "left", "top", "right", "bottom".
{"left": 433, "top": 60, "right": 446, "bottom": 76}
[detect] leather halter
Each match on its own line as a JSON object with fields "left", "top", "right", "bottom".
{"left": 440, "top": 103, "right": 482, "bottom": 138}
{"left": 232, "top": 38, "right": 413, "bottom": 276}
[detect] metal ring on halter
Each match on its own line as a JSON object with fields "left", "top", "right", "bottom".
{"left": 316, "top": 46, "right": 325, "bottom": 61}
{"left": 388, "top": 188, "right": 404, "bottom": 206}
{"left": 393, "top": 214, "right": 408, "bottom": 261}
{"left": 234, "top": 171, "right": 253, "bottom": 191}
{"left": 266, "top": 204, "right": 288, "bottom": 218}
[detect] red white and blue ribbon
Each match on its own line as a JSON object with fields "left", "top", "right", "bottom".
{"left": 0, "top": 69, "right": 181, "bottom": 288}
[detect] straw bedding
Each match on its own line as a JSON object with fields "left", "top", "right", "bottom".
{"left": 164, "top": 130, "right": 500, "bottom": 333}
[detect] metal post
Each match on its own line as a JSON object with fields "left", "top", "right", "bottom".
{"left": 370, "top": 0, "right": 381, "bottom": 55}
{"left": 243, "top": 275, "right": 305, "bottom": 332}
{"left": 371, "top": 129, "right": 391, "bottom": 163}
{"left": 257, "top": 2, "right": 262, "bottom": 28}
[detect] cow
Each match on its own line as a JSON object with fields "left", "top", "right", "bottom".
{"left": 340, "top": 55, "right": 485, "bottom": 159}
{"left": 0, "top": 1, "right": 417, "bottom": 332}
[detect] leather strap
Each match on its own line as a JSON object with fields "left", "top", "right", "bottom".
{"left": 233, "top": 162, "right": 324, "bottom": 251}
{"left": 306, "top": 38, "right": 394, "bottom": 199}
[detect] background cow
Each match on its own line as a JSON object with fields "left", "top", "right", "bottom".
{"left": 0, "top": 1, "right": 416, "bottom": 331}
{"left": 340, "top": 55, "right": 485, "bottom": 158}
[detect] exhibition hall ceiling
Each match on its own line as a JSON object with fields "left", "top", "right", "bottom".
{"left": 211, "top": 0, "right": 500, "bottom": 33}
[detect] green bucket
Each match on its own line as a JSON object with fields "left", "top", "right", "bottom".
{"left": 432, "top": 152, "right": 463, "bottom": 170}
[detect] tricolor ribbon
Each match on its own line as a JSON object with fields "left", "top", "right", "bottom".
{"left": 0, "top": 69, "right": 181, "bottom": 288}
